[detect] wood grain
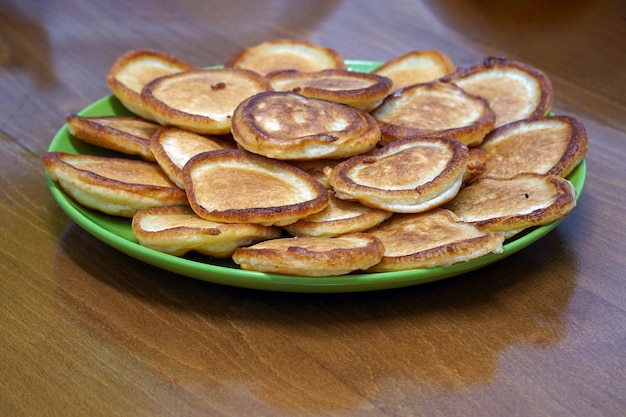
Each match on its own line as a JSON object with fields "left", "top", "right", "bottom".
{"left": 1, "top": 0, "right": 625, "bottom": 416}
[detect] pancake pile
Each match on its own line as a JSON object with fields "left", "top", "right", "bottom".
{"left": 43, "top": 39, "right": 587, "bottom": 277}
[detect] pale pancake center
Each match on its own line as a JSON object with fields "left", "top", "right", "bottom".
{"left": 73, "top": 159, "right": 173, "bottom": 186}
{"left": 117, "top": 59, "right": 183, "bottom": 92}
{"left": 191, "top": 163, "right": 313, "bottom": 210}
{"left": 455, "top": 69, "right": 539, "bottom": 126}
{"left": 352, "top": 143, "right": 452, "bottom": 190}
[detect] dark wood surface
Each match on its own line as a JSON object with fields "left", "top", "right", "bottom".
{"left": 1, "top": 0, "right": 625, "bottom": 416}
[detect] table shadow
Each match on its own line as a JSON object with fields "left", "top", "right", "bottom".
{"left": 0, "top": 3, "right": 56, "bottom": 88}
{"left": 51, "top": 219, "right": 578, "bottom": 414}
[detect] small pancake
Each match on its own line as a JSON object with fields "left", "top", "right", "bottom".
{"left": 441, "top": 56, "right": 553, "bottom": 127}
{"left": 282, "top": 193, "right": 393, "bottom": 237}
{"left": 183, "top": 149, "right": 329, "bottom": 226}
{"left": 141, "top": 68, "right": 271, "bottom": 135}
{"left": 367, "top": 209, "right": 505, "bottom": 272}
{"left": 372, "top": 50, "right": 455, "bottom": 91}
{"left": 287, "top": 159, "right": 342, "bottom": 189}
{"left": 106, "top": 49, "right": 197, "bottom": 120}
{"left": 66, "top": 115, "right": 160, "bottom": 161}
{"left": 132, "top": 205, "right": 282, "bottom": 258}
{"left": 372, "top": 81, "right": 495, "bottom": 146}
{"left": 232, "top": 233, "right": 384, "bottom": 276}
{"left": 231, "top": 91, "right": 381, "bottom": 160}
{"left": 325, "top": 136, "right": 468, "bottom": 213}
{"left": 150, "top": 126, "right": 236, "bottom": 188}
{"left": 266, "top": 69, "right": 393, "bottom": 112}
{"left": 478, "top": 115, "right": 588, "bottom": 179}
{"left": 444, "top": 173, "right": 577, "bottom": 238}
{"left": 43, "top": 152, "right": 188, "bottom": 217}
{"left": 463, "top": 147, "right": 487, "bottom": 184}
{"left": 224, "top": 38, "right": 346, "bottom": 76}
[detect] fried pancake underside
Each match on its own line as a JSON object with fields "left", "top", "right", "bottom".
{"left": 325, "top": 136, "right": 469, "bottom": 213}
{"left": 371, "top": 49, "right": 456, "bottom": 91}
{"left": 231, "top": 91, "right": 381, "bottom": 160}
{"left": 43, "top": 152, "right": 187, "bottom": 218}
{"left": 224, "top": 38, "right": 347, "bottom": 76}
{"left": 478, "top": 115, "right": 588, "bottom": 179}
{"left": 183, "top": 149, "right": 330, "bottom": 227}
{"left": 67, "top": 115, "right": 161, "bottom": 161}
{"left": 150, "top": 126, "right": 236, "bottom": 188}
{"left": 444, "top": 173, "right": 577, "bottom": 238}
{"left": 141, "top": 68, "right": 271, "bottom": 135}
{"left": 372, "top": 81, "right": 496, "bottom": 147}
{"left": 106, "top": 48, "right": 198, "bottom": 120}
{"left": 232, "top": 233, "right": 385, "bottom": 276}
{"left": 266, "top": 69, "right": 393, "bottom": 112}
{"left": 132, "top": 205, "right": 282, "bottom": 258}
{"left": 441, "top": 56, "right": 554, "bottom": 128}
{"left": 367, "top": 209, "right": 505, "bottom": 272}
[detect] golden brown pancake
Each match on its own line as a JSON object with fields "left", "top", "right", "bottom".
{"left": 132, "top": 205, "right": 282, "bottom": 258}
{"left": 183, "top": 149, "right": 329, "bottom": 226}
{"left": 150, "top": 126, "right": 236, "bottom": 188}
{"left": 282, "top": 193, "right": 393, "bottom": 237}
{"left": 106, "top": 49, "right": 197, "bottom": 120}
{"left": 66, "top": 115, "right": 160, "bottom": 161}
{"left": 224, "top": 38, "right": 346, "bottom": 76}
{"left": 140, "top": 68, "right": 271, "bottom": 135}
{"left": 372, "top": 81, "right": 495, "bottom": 146}
{"left": 372, "top": 50, "right": 455, "bottom": 91}
{"left": 232, "top": 233, "right": 385, "bottom": 276}
{"left": 441, "top": 56, "right": 553, "bottom": 127}
{"left": 367, "top": 209, "right": 505, "bottom": 271}
{"left": 43, "top": 152, "right": 188, "bottom": 217}
{"left": 444, "top": 173, "right": 577, "bottom": 238}
{"left": 325, "top": 136, "right": 469, "bottom": 213}
{"left": 463, "top": 147, "right": 487, "bottom": 184}
{"left": 231, "top": 91, "right": 381, "bottom": 160}
{"left": 266, "top": 69, "right": 393, "bottom": 112}
{"left": 287, "top": 158, "right": 342, "bottom": 189}
{"left": 478, "top": 115, "right": 588, "bottom": 179}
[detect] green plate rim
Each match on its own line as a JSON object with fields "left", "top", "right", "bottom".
{"left": 45, "top": 60, "right": 587, "bottom": 293}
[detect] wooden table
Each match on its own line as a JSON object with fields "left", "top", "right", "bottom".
{"left": 2, "top": 0, "right": 624, "bottom": 415}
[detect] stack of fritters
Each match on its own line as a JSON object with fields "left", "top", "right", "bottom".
{"left": 44, "top": 39, "right": 587, "bottom": 277}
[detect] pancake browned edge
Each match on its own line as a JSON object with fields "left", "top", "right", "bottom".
{"left": 282, "top": 193, "right": 393, "bottom": 237}
{"left": 132, "top": 205, "right": 282, "bottom": 258}
{"left": 266, "top": 69, "right": 393, "bottom": 112}
{"left": 183, "top": 149, "right": 329, "bottom": 226}
{"left": 231, "top": 91, "right": 381, "bottom": 160}
{"left": 367, "top": 209, "right": 505, "bottom": 272}
{"left": 288, "top": 159, "right": 342, "bottom": 189}
{"left": 371, "top": 81, "right": 495, "bottom": 147}
{"left": 464, "top": 147, "right": 487, "bottom": 184}
{"left": 232, "top": 233, "right": 385, "bottom": 276}
{"left": 478, "top": 115, "right": 588, "bottom": 179}
{"left": 43, "top": 152, "right": 188, "bottom": 217}
{"left": 150, "top": 126, "right": 236, "bottom": 188}
{"left": 441, "top": 56, "right": 554, "bottom": 128}
{"left": 224, "top": 38, "right": 347, "bottom": 76}
{"left": 444, "top": 173, "right": 576, "bottom": 238}
{"left": 67, "top": 115, "right": 160, "bottom": 161}
{"left": 106, "top": 49, "right": 197, "bottom": 121}
{"left": 141, "top": 68, "right": 271, "bottom": 135}
{"left": 325, "top": 136, "right": 468, "bottom": 213}
{"left": 371, "top": 49, "right": 456, "bottom": 91}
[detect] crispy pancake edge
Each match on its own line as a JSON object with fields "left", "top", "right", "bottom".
{"left": 373, "top": 81, "right": 496, "bottom": 147}
{"left": 183, "top": 149, "right": 330, "bottom": 226}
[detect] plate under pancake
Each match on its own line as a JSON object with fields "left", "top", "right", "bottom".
{"left": 45, "top": 60, "right": 587, "bottom": 293}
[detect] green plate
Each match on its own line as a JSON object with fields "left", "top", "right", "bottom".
{"left": 46, "top": 60, "right": 587, "bottom": 293}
